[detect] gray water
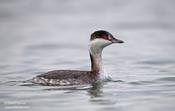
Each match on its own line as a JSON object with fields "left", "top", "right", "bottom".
{"left": 0, "top": 0, "right": 175, "bottom": 111}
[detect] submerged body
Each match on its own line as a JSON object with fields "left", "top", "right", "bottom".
{"left": 31, "top": 30, "right": 124, "bottom": 85}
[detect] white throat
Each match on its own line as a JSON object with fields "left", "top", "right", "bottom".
{"left": 89, "top": 39, "right": 112, "bottom": 54}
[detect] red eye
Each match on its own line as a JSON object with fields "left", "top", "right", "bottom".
{"left": 108, "top": 36, "right": 112, "bottom": 41}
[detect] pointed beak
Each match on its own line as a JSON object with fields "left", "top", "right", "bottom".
{"left": 111, "top": 37, "right": 124, "bottom": 43}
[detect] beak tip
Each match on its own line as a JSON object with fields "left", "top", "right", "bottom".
{"left": 112, "top": 39, "right": 124, "bottom": 44}
{"left": 119, "top": 40, "right": 124, "bottom": 43}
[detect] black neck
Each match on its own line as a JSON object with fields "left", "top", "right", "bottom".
{"left": 89, "top": 52, "right": 102, "bottom": 73}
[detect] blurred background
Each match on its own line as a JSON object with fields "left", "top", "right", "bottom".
{"left": 0, "top": 0, "right": 175, "bottom": 111}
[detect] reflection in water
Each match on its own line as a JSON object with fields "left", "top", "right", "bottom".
{"left": 88, "top": 82, "right": 104, "bottom": 98}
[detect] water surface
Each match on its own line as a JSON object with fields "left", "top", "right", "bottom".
{"left": 0, "top": 0, "right": 175, "bottom": 111}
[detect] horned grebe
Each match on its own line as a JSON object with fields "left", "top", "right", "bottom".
{"left": 31, "top": 30, "right": 124, "bottom": 85}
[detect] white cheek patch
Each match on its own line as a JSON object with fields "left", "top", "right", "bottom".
{"left": 89, "top": 39, "right": 112, "bottom": 48}
{"left": 89, "top": 39, "right": 112, "bottom": 55}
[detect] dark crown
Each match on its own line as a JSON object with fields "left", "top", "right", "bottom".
{"left": 90, "top": 30, "right": 113, "bottom": 41}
